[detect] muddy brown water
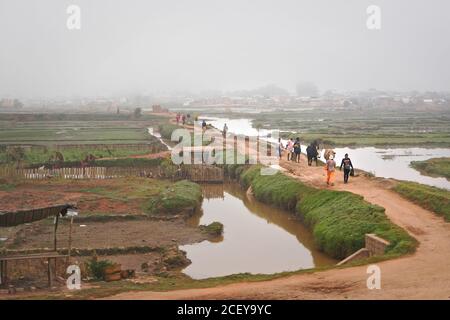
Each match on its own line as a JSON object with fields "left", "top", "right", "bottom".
{"left": 180, "top": 183, "right": 337, "bottom": 279}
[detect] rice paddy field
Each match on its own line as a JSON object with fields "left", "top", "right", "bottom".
{"left": 0, "top": 113, "right": 169, "bottom": 165}
{"left": 0, "top": 113, "right": 167, "bottom": 144}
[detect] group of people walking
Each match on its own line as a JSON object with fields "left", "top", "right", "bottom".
{"left": 280, "top": 137, "right": 302, "bottom": 163}
{"left": 176, "top": 113, "right": 191, "bottom": 125}
{"left": 180, "top": 115, "right": 356, "bottom": 186}
{"left": 278, "top": 138, "right": 355, "bottom": 186}
{"left": 200, "top": 120, "right": 228, "bottom": 137}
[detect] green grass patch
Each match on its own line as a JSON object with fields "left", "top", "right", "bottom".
{"left": 410, "top": 157, "right": 450, "bottom": 180}
{"left": 297, "top": 190, "right": 416, "bottom": 259}
{"left": 158, "top": 124, "right": 181, "bottom": 140}
{"left": 393, "top": 181, "right": 450, "bottom": 222}
{"left": 223, "top": 164, "right": 247, "bottom": 179}
{"left": 240, "top": 166, "right": 313, "bottom": 211}
{"left": 146, "top": 180, "right": 202, "bottom": 215}
{"left": 200, "top": 222, "right": 224, "bottom": 236}
{"left": 157, "top": 123, "right": 213, "bottom": 148}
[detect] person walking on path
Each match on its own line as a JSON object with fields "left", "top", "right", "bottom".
{"left": 202, "top": 119, "right": 207, "bottom": 132}
{"left": 325, "top": 154, "right": 336, "bottom": 186}
{"left": 286, "top": 138, "right": 294, "bottom": 161}
{"left": 340, "top": 153, "right": 354, "bottom": 184}
{"left": 277, "top": 138, "right": 284, "bottom": 160}
{"left": 293, "top": 137, "right": 301, "bottom": 163}
{"left": 223, "top": 123, "right": 228, "bottom": 137}
{"left": 306, "top": 142, "right": 319, "bottom": 166}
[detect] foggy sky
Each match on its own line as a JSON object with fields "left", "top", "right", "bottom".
{"left": 0, "top": 0, "right": 449, "bottom": 98}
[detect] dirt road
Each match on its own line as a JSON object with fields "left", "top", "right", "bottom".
{"left": 107, "top": 129, "right": 450, "bottom": 299}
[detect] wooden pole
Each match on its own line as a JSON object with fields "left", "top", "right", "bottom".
{"left": 54, "top": 214, "right": 59, "bottom": 252}
{"left": 3, "top": 261, "right": 7, "bottom": 286}
{"left": 0, "top": 260, "right": 4, "bottom": 285}
{"left": 47, "top": 258, "right": 53, "bottom": 288}
{"left": 68, "top": 216, "right": 74, "bottom": 260}
{"left": 53, "top": 214, "right": 60, "bottom": 278}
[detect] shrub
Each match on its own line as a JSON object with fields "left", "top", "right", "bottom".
{"left": 201, "top": 222, "right": 224, "bottom": 236}
{"left": 223, "top": 164, "right": 248, "bottom": 180}
{"left": 146, "top": 180, "right": 202, "bottom": 215}
{"left": 86, "top": 258, "right": 115, "bottom": 280}
{"left": 158, "top": 124, "right": 181, "bottom": 140}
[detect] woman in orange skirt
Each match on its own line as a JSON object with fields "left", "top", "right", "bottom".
{"left": 325, "top": 155, "right": 336, "bottom": 186}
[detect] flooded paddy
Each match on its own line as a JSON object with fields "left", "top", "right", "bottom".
{"left": 199, "top": 117, "right": 450, "bottom": 189}
{"left": 180, "top": 183, "right": 336, "bottom": 279}
{"left": 322, "top": 147, "right": 450, "bottom": 189}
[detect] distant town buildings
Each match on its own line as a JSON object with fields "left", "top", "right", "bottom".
{"left": 152, "top": 104, "right": 169, "bottom": 113}
{"left": 180, "top": 90, "right": 449, "bottom": 110}
{"left": 1, "top": 90, "right": 448, "bottom": 112}
{"left": 0, "top": 98, "right": 23, "bottom": 109}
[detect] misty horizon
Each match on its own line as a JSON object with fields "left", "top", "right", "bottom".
{"left": 1, "top": 0, "right": 449, "bottom": 99}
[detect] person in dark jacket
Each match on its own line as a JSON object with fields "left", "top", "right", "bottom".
{"left": 339, "top": 153, "right": 354, "bottom": 184}
{"left": 201, "top": 119, "right": 207, "bottom": 132}
{"left": 306, "top": 142, "right": 319, "bottom": 166}
{"left": 293, "top": 137, "right": 301, "bottom": 163}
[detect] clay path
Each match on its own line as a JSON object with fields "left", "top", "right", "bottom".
{"left": 105, "top": 149, "right": 450, "bottom": 300}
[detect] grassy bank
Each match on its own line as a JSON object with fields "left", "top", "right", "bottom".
{"left": 158, "top": 123, "right": 213, "bottom": 147}
{"left": 410, "top": 157, "right": 450, "bottom": 180}
{"left": 239, "top": 166, "right": 416, "bottom": 259}
{"left": 158, "top": 124, "right": 181, "bottom": 140}
{"left": 393, "top": 181, "right": 450, "bottom": 222}
{"left": 146, "top": 180, "right": 203, "bottom": 215}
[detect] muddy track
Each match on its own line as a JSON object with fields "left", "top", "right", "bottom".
{"left": 107, "top": 129, "right": 450, "bottom": 300}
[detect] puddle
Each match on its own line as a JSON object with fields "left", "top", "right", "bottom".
{"left": 180, "top": 183, "right": 336, "bottom": 279}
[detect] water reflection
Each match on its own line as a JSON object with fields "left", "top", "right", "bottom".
{"left": 326, "top": 147, "right": 450, "bottom": 189}
{"left": 181, "top": 183, "right": 336, "bottom": 279}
